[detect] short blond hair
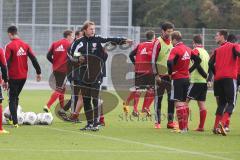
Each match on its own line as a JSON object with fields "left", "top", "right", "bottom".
{"left": 82, "top": 21, "right": 95, "bottom": 31}
{"left": 171, "top": 31, "right": 182, "bottom": 41}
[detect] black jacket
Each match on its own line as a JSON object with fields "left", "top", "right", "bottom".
{"left": 69, "top": 35, "right": 126, "bottom": 84}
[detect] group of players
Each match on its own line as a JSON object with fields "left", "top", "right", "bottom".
{"left": 0, "top": 21, "right": 239, "bottom": 135}
{"left": 0, "top": 20, "right": 131, "bottom": 134}
{"left": 123, "top": 22, "right": 240, "bottom": 136}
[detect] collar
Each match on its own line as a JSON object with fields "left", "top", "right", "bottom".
{"left": 220, "top": 41, "right": 227, "bottom": 46}
{"left": 195, "top": 44, "right": 203, "bottom": 48}
{"left": 174, "top": 42, "right": 183, "bottom": 47}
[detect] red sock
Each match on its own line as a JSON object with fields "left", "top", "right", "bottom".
{"left": 184, "top": 105, "right": 189, "bottom": 129}
{"left": 142, "top": 90, "right": 154, "bottom": 111}
{"left": 225, "top": 117, "right": 230, "bottom": 128}
{"left": 133, "top": 92, "right": 141, "bottom": 112}
{"left": 59, "top": 94, "right": 65, "bottom": 108}
{"left": 199, "top": 109, "right": 207, "bottom": 129}
{"left": 126, "top": 91, "right": 136, "bottom": 105}
{"left": 214, "top": 114, "right": 222, "bottom": 129}
{"left": 176, "top": 106, "right": 185, "bottom": 130}
{"left": 47, "top": 91, "right": 60, "bottom": 109}
{"left": 0, "top": 104, "right": 2, "bottom": 130}
{"left": 221, "top": 112, "right": 230, "bottom": 126}
{"left": 100, "top": 115, "right": 104, "bottom": 123}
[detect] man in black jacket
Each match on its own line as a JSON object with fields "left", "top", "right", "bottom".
{"left": 69, "top": 21, "right": 132, "bottom": 131}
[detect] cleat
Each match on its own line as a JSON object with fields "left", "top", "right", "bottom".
{"left": 69, "top": 112, "right": 80, "bottom": 122}
{"left": 195, "top": 128, "right": 204, "bottom": 132}
{"left": 132, "top": 111, "right": 140, "bottom": 117}
{"left": 123, "top": 102, "right": 129, "bottom": 114}
{"left": 12, "top": 124, "right": 19, "bottom": 128}
{"left": 224, "top": 127, "right": 230, "bottom": 132}
{"left": 7, "top": 120, "right": 13, "bottom": 125}
{"left": 43, "top": 106, "right": 50, "bottom": 113}
{"left": 171, "top": 128, "right": 181, "bottom": 133}
{"left": 92, "top": 124, "right": 100, "bottom": 132}
{"left": 180, "top": 128, "right": 188, "bottom": 134}
{"left": 212, "top": 128, "right": 221, "bottom": 134}
{"left": 142, "top": 108, "right": 151, "bottom": 117}
{"left": 0, "top": 129, "right": 9, "bottom": 134}
{"left": 154, "top": 123, "right": 161, "bottom": 129}
{"left": 167, "top": 121, "right": 178, "bottom": 129}
{"left": 80, "top": 124, "right": 93, "bottom": 131}
{"left": 219, "top": 122, "right": 227, "bottom": 136}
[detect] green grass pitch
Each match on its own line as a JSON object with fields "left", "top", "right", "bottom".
{"left": 0, "top": 90, "right": 239, "bottom": 160}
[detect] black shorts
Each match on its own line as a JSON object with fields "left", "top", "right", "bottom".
{"left": 0, "top": 87, "right": 3, "bottom": 102}
{"left": 237, "top": 75, "right": 240, "bottom": 88}
{"left": 156, "top": 76, "right": 171, "bottom": 97}
{"left": 135, "top": 73, "right": 154, "bottom": 89}
{"left": 53, "top": 71, "right": 67, "bottom": 91}
{"left": 187, "top": 83, "right": 207, "bottom": 101}
{"left": 213, "top": 80, "right": 220, "bottom": 97}
{"left": 171, "top": 78, "right": 190, "bottom": 102}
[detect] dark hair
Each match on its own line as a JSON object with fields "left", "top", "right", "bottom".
{"left": 161, "top": 22, "right": 174, "bottom": 31}
{"left": 218, "top": 30, "right": 228, "bottom": 40}
{"left": 171, "top": 31, "right": 182, "bottom": 41}
{"left": 193, "top": 35, "right": 202, "bottom": 44}
{"left": 7, "top": 25, "right": 18, "bottom": 35}
{"left": 63, "top": 30, "right": 73, "bottom": 38}
{"left": 145, "top": 30, "right": 155, "bottom": 41}
{"left": 75, "top": 30, "right": 82, "bottom": 37}
{"left": 227, "top": 34, "right": 237, "bottom": 43}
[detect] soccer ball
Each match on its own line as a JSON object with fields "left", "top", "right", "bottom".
{"left": 3, "top": 105, "right": 23, "bottom": 119}
{"left": 23, "top": 112, "right": 37, "bottom": 125}
{"left": 41, "top": 113, "right": 54, "bottom": 125}
{"left": 35, "top": 113, "right": 44, "bottom": 125}
{"left": 17, "top": 113, "right": 25, "bottom": 125}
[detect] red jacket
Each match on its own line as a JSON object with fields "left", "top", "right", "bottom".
{"left": 214, "top": 42, "right": 240, "bottom": 80}
{"left": 168, "top": 42, "right": 191, "bottom": 80}
{"left": 5, "top": 38, "right": 41, "bottom": 80}
{"left": 47, "top": 38, "right": 71, "bottom": 73}
{"left": 129, "top": 41, "right": 154, "bottom": 74}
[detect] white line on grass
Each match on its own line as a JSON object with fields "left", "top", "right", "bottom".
{"left": 39, "top": 126, "right": 233, "bottom": 160}
{"left": 0, "top": 148, "right": 239, "bottom": 155}
{"left": 0, "top": 148, "right": 167, "bottom": 153}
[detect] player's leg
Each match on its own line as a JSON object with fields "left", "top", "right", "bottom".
{"left": 172, "top": 79, "right": 189, "bottom": 133}
{"left": 70, "top": 94, "right": 83, "bottom": 121}
{"left": 44, "top": 71, "right": 65, "bottom": 112}
{"left": 123, "top": 91, "right": 135, "bottom": 114}
{"left": 213, "top": 80, "right": 226, "bottom": 134}
{"left": 80, "top": 85, "right": 93, "bottom": 131}
{"left": 132, "top": 89, "right": 141, "bottom": 117}
{"left": 141, "top": 74, "right": 155, "bottom": 116}
{"left": 92, "top": 83, "right": 101, "bottom": 131}
{"left": 166, "top": 76, "right": 177, "bottom": 129}
{"left": 154, "top": 90, "right": 163, "bottom": 129}
{"left": 0, "top": 86, "right": 8, "bottom": 134}
{"left": 195, "top": 83, "right": 208, "bottom": 131}
{"left": 154, "top": 78, "right": 165, "bottom": 129}
{"left": 99, "top": 99, "right": 105, "bottom": 126}
{"left": 8, "top": 80, "right": 20, "bottom": 127}
{"left": 141, "top": 87, "right": 154, "bottom": 116}
{"left": 196, "top": 101, "right": 207, "bottom": 131}
{"left": 219, "top": 79, "right": 237, "bottom": 136}
{"left": 56, "top": 72, "right": 67, "bottom": 109}
{"left": 182, "top": 79, "right": 190, "bottom": 131}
